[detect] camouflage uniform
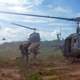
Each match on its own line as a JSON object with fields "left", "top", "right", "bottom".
{"left": 28, "top": 32, "right": 40, "bottom": 54}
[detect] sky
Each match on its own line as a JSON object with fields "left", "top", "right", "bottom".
{"left": 0, "top": 0, "right": 80, "bottom": 43}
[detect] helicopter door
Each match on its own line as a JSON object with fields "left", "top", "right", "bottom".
{"left": 71, "top": 38, "right": 78, "bottom": 51}
{"left": 64, "top": 38, "right": 71, "bottom": 53}
{"left": 78, "top": 36, "right": 80, "bottom": 48}
{"left": 68, "top": 39, "right": 71, "bottom": 52}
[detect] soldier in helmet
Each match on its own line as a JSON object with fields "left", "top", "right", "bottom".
{"left": 28, "top": 28, "right": 41, "bottom": 59}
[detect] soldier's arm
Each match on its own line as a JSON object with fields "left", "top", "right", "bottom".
{"left": 37, "top": 33, "right": 41, "bottom": 41}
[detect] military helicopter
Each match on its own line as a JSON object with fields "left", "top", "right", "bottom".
{"left": 2, "top": 38, "right": 6, "bottom": 40}
{"left": 0, "top": 19, "right": 37, "bottom": 43}
{"left": 0, "top": 11, "right": 80, "bottom": 61}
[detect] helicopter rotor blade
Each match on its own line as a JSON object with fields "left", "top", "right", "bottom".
{"left": 0, "top": 11, "right": 76, "bottom": 21}
{"left": 0, "top": 19, "right": 36, "bottom": 30}
{"left": 11, "top": 23, "right": 36, "bottom": 30}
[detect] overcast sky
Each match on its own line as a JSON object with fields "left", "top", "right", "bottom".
{"left": 0, "top": 0, "right": 80, "bottom": 43}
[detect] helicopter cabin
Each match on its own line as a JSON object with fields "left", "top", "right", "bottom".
{"left": 64, "top": 33, "right": 80, "bottom": 57}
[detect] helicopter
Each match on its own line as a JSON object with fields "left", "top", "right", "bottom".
{"left": 2, "top": 38, "right": 6, "bottom": 40}
{"left": 0, "top": 19, "right": 37, "bottom": 42}
{"left": 0, "top": 11, "right": 80, "bottom": 61}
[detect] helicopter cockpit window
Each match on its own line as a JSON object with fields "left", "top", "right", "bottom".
{"left": 74, "top": 39, "right": 77, "bottom": 47}
{"left": 72, "top": 38, "right": 78, "bottom": 49}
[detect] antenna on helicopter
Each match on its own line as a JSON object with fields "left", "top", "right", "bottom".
{"left": 56, "top": 26, "right": 62, "bottom": 41}
{"left": 57, "top": 33, "right": 61, "bottom": 41}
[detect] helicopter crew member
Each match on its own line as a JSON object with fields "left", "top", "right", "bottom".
{"left": 28, "top": 28, "right": 41, "bottom": 56}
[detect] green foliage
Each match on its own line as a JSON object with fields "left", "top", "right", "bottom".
{"left": 29, "top": 73, "right": 42, "bottom": 80}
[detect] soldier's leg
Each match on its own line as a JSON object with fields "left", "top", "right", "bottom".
{"left": 32, "top": 43, "right": 40, "bottom": 60}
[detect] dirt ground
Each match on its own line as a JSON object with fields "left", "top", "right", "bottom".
{"left": 0, "top": 59, "right": 24, "bottom": 80}
{"left": 1, "top": 58, "right": 80, "bottom": 80}
{"left": 0, "top": 68, "right": 23, "bottom": 80}
{"left": 37, "top": 59, "right": 80, "bottom": 80}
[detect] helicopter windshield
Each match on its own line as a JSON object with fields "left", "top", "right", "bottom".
{"left": 71, "top": 34, "right": 80, "bottom": 50}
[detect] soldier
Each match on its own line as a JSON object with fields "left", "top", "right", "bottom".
{"left": 28, "top": 28, "right": 41, "bottom": 59}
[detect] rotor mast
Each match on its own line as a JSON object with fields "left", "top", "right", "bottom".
{"left": 77, "top": 21, "right": 79, "bottom": 33}
{"left": 76, "top": 17, "right": 80, "bottom": 34}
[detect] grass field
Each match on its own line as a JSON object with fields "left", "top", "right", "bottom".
{"left": 1, "top": 42, "right": 80, "bottom": 80}
{"left": 0, "top": 41, "right": 63, "bottom": 58}
{"left": 0, "top": 41, "right": 64, "bottom": 80}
